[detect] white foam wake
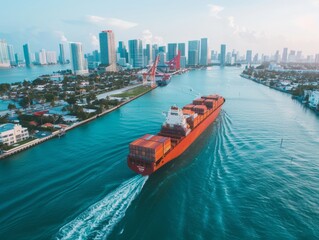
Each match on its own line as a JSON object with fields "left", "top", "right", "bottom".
{"left": 56, "top": 175, "right": 148, "bottom": 240}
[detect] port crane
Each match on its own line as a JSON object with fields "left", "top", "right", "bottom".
{"left": 142, "top": 55, "right": 160, "bottom": 88}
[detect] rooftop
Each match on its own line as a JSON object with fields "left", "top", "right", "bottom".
{"left": 0, "top": 123, "right": 15, "bottom": 132}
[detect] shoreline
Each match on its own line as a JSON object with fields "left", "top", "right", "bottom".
{"left": 240, "top": 73, "right": 319, "bottom": 114}
{"left": 0, "top": 86, "right": 155, "bottom": 159}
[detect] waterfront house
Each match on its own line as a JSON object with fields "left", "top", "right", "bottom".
{"left": 309, "top": 91, "right": 319, "bottom": 108}
{"left": 41, "top": 123, "right": 54, "bottom": 128}
{"left": 29, "top": 121, "right": 38, "bottom": 126}
{"left": 35, "top": 85, "right": 46, "bottom": 91}
{"left": 62, "top": 115, "right": 78, "bottom": 123}
{"left": 0, "top": 123, "right": 29, "bottom": 146}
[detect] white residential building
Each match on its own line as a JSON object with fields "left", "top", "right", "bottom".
{"left": 46, "top": 51, "right": 57, "bottom": 64}
{"left": 309, "top": 91, "right": 319, "bottom": 108}
{"left": 0, "top": 123, "right": 29, "bottom": 146}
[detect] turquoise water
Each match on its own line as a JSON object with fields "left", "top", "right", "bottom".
{"left": 0, "top": 67, "right": 319, "bottom": 239}
{"left": 0, "top": 64, "right": 70, "bottom": 84}
{"left": 0, "top": 100, "right": 17, "bottom": 111}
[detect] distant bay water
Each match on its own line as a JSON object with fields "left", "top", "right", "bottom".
{"left": 0, "top": 64, "right": 71, "bottom": 84}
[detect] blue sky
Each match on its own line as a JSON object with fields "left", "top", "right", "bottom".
{"left": 1, "top": 0, "right": 319, "bottom": 56}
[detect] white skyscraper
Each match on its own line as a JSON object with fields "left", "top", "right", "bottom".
{"left": 46, "top": 51, "right": 57, "bottom": 64}
{"left": 0, "top": 40, "right": 10, "bottom": 68}
{"left": 7, "top": 44, "right": 15, "bottom": 66}
{"left": 70, "top": 42, "right": 88, "bottom": 75}
{"left": 35, "top": 49, "right": 47, "bottom": 65}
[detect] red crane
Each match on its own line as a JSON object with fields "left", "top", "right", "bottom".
{"left": 143, "top": 55, "right": 160, "bottom": 88}
{"left": 166, "top": 50, "right": 181, "bottom": 71}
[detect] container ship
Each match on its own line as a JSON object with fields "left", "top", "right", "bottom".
{"left": 128, "top": 94, "right": 225, "bottom": 175}
{"left": 156, "top": 74, "right": 171, "bottom": 86}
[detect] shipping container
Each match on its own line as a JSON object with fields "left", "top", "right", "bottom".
{"left": 202, "top": 94, "right": 219, "bottom": 100}
{"left": 182, "top": 109, "right": 195, "bottom": 116}
{"left": 204, "top": 99, "right": 214, "bottom": 109}
{"left": 193, "top": 105, "right": 208, "bottom": 114}
{"left": 193, "top": 98, "right": 205, "bottom": 105}
{"left": 183, "top": 104, "right": 195, "bottom": 110}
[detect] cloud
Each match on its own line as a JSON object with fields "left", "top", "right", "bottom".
{"left": 228, "top": 16, "right": 235, "bottom": 28}
{"left": 142, "top": 29, "right": 153, "bottom": 44}
{"left": 89, "top": 33, "right": 99, "bottom": 48}
{"left": 208, "top": 4, "right": 224, "bottom": 18}
{"left": 86, "top": 15, "right": 138, "bottom": 29}
{"left": 55, "top": 31, "right": 68, "bottom": 42}
{"left": 141, "top": 29, "right": 164, "bottom": 45}
{"left": 227, "top": 16, "right": 263, "bottom": 42}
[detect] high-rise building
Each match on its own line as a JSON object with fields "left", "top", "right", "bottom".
{"left": 158, "top": 52, "right": 166, "bottom": 66}
{"left": 128, "top": 39, "right": 143, "bottom": 68}
{"left": 23, "top": 43, "right": 31, "bottom": 67}
{"left": 288, "top": 50, "right": 296, "bottom": 62}
{"left": 315, "top": 54, "right": 319, "bottom": 64}
{"left": 282, "top": 48, "right": 288, "bottom": 63}
{"left": 46, "top": 51, "right": 57, "bottom": 64}
{"left": 7, "top": 44, "right": 15, "bottom": 66}
{"left": 117, "top": 41, "right": 128, "bottom": 63}
{"left": 14, "top": 53, "right": 19, "bottom": 65}
{"left": 99, "top": 30, "right": 116, "bottom": 71}
{"left": 92, "top": 50, "right": 100, "bottom": 62}
{"left": 145, "top": 44, "right": 152, "bottom": 65}
{"left": 306, "top": 55, "right": 314, "bottom": 63}
{"left": 178, "top": 43, "right": 186, "bottom": 57}
{"left": 59, "top": 43, "right": 66, "bottom": 64}
{"left": 188, "top": 40, "right": 200, "bottom": 66}
{"left": 188, "top": 51, "right": 198, "bottom": 66}
{"left": 152, "top": 44, "right": 158, "bottom": 60}
{"left": 167, "top": 43, "right": 177, "bottom": 61}
{"left": 296, "top": 51, "right": 302, "bottom": 62}
{"left": 200, "top": 38, "right": 208, "bottom": 65}
{"left": 69, "top": 42, "right": 88, "bottom": 75}
{"left": 274, "top": 50, "right": 280, "bottom": 63}
{"left": 0, "top": 40, "right": 10, "bottom": 68}
{"left": 180, "top": 56, "right": 187, "bottom": 68}
{"left": 253, "top": 53, "right": 259, "bottom": 64}
{"left": 158, "top": 46, "right": 166, "bottom": 53}
{"left": 35, "top": 49, "right": 47, "bottom": 65}
{"left": 220, "top": 44, "right": 226, "bottom": 66}
{"left": 231, "top": 49, "right": 238, "bottom": 63}
{"left": 246, "top": 50, "right": 252, "bottom": 64}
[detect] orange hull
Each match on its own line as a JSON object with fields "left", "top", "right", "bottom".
{"left": 128, "top": 99, "right": 225, "bottom": 175}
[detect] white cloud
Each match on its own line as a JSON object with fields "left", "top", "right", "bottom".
{"left": 228, "top": 16, "right": 235, "bottom": 28}
{"left": 142, "top": 29, "right": 164, "bottom": 45}
{"left": 55, "top": 31, "right": 68, "bottom": 42}
{"left": 89, "top": 33, "right": 99, "bottom": 48}
{"left": 227, "top": 16, "right": 263, "bottom": 42}
{"left": 142, "top": 29, "right": 153, "bottom": 44}
{"left": 208, "top": 4, "right": 224, "bottom": 18}
{"left": 86, "top": 15, "right": 138, "bottom": 29}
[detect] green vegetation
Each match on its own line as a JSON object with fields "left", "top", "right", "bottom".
{"left": 0, "top": 138, "right": 34, "bottom": 151}
{"left": 112, "top": 85, "right": 152, "bottom": 98}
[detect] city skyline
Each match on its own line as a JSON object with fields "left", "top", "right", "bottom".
{"left": 1, "top": 0, "right": 319, "bottom": 56}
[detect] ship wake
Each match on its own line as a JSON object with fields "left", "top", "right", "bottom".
{"left": 56, "top": 175, "right": 148, "bottom": 240}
